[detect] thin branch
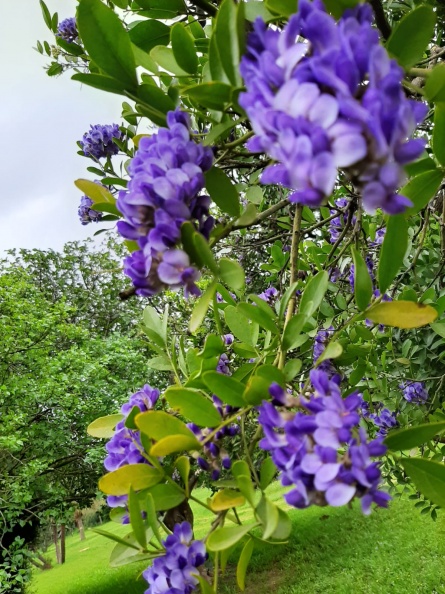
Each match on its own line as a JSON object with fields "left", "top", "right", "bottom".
{"left": 188, "top": 0, "right": 217, "bottom": 17}
{"left": 368, "top": 0, "right": 392, "bottom": 39}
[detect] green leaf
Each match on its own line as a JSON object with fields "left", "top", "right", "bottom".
{"left": 235, "top": 203, "right": 258, "bottom": 226}
{"left": 351, "top": 247, "right": 373, "bottom": 311}
{"left": 205, "top": 167, "right": 240, "bottom": 217}
{"left": 99, "top": 464, "right": 164, "bottom": 496}
{"left": 282, "top": 313, "right": 307, "bottom": 351}
{"left": 211, "top": 489, "right": 246, "bottom": 511}
{"left": 150, "top": 45, "right": 190, "bottom": 76}
{"left": 202, "top": 372, "right": 246, "bottom": 407}
{"left": 138, "top": 83, "right": 176, "bottom": 118}
{"left": 136, "top": 410, "right": 195, "bottom": 440}
{"left": 193, "top": 233, "right": 219, "bottom": 274}
{"left": 190, "top": 281, "right": 217, "bottom": 333}
{"left": 147, "top": 356, "right": 173, "bottom": 371}
{"left": 255, "top": 365, "right": 286, "bottom": 388}
{"left": 431, "top": 321, "right": 445, "bottom": 339}
{"left": 128, "top": 487, "right": 147, "bottom": 549}
{"left": 74, "top": 179, "right": 115, "bottom": 203}
{"left": 243, "top": 375, "right": 270, "bottom": 406}
{"left": 278, "top": 282, "right": 299, "bottom": 319}
{"left": 387, "top": 5, "right": 436, "bottom": 69}
{"left": 237, "top": 303, "right": 278, "bottom": 334}
{"left": 132, "top": 45, "right": 159, "bottom": 74}
{"left": 245, "top": 186, "right": 263, "bottom": 205}
{"left": 175, "top": 456, "right": 190, "bottom": 491}
{"left": 237, "top": 538, "right": 254, "bottom": 591}
{"left": 87, "top": 414, "right": 123, "bottom": 438}
{"left": 402, "top": 458, "right": 445, "bottom": 508}
{"left": 204, "top": 119, "right": 236, "bottom": 146}
{"left": 378, "top": 215, "right": 408, "bottom": 294}
{"left": 77, "top": 0, "right": 137, "bottom": 89}
{"left": 425, "top": 63, "right": 445, "bottom": 102}
{"left": 219, "top": 258, "right": 245, "bottom": 291}
{"left": 171, "top": 23, "right": 198, "bottom": 74}
{"left": 143, "top": 492, "right": 162, "bottom": 544}
{"left": 164, "top": 387, "right": 222, "bottom": 427}
{"left": 245, "top": 2, "right": 274, "bottom": 22}
{"left": 265, "top": 0, "right": 295, "bottom": 17}
{"left": 92, "top": 202, "right": 121, "bottom": 217}
{"left": 323, "top": 0, "right": 360, "bottom": 18}
{"left": 181, "top": 221, "right": 206, "bottom": 268}
{"left": 299, "top": 271, "right": 328, "bottom": 317}
{"left": 109, "top": 535, "right": 152, "bottom": 567}
{"left": 404, "top": 169, "right": 444, "bottom": 215}
{"left": 40, "top": 0, "right": 52, "bottom": 29}
{"left": 129, "top": 19, "right": 170, "bottom": 52}
{"left": 385, "top": 422, "right": 445, "bottom": 451}
{"left": 207, "top": 524, "right": 257, "bottom": 552}
{"left": 317, "top": 341, "right": 343, "bottom": 363}
{"left": 225, "top": 305, "right": 259, "bottom": 346}
{"left": 147, "top": 483, "right": 186, "bottom": 511}
{"left": 366, "top": 301, "right": 438, "bottom": 329}
{"left": 197, "top": 576, "right": 216, "bottom": 594}
{"left": 283, "top": 358, "right": 302, "bottom": 382}
{"left": 433, "top": 103, "right": 445, "bottom": 167}
{"left": 214, "top": 0, "right": 244, "bottom": 86}
{"left": 150, "top": 434, "right": 202, "bottom": 457}
{"left": 260, "top": 457, "right": 277, "bottom": 491}
{"left": 270, "top": 508, "right": 292, "bottom": 540}
{"left": 256, "top": 496, "right": 279, "bottom": 540}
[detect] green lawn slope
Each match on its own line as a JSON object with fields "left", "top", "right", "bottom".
{"left": 30, "top": 485, "right": 445, "bottom": 594}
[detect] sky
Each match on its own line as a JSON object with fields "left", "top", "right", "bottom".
{"left": 0, "top": 0, "right": 123, "bottom": 254}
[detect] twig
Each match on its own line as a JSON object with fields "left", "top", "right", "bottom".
{"left": 368, "top": 0, "right": 392, "bottom": 39}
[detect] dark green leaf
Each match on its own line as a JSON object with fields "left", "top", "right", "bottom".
{"left": 243, "top": 375, "right": 270, "bottom": 405}
{"left": 193, "top": 233, "right": 219, "bottom": 274}
{"left": 150, "top": 45, "right": 189, "bottom": 76}
{"left": 282, "top": 313, "right": 307, "bottom": 351}
{"left": 219, "top": 258, "right": 245, "bottom": 291}
{"left": 425, "top": 63, "right": 445, "bottom": 102}
{"left": 129, "top": 19, "right": 169, "bottom": 52}
{"left": 129, "top": 487, "right": 147, "bottom": 548}
{"left": 351, "top": 247, "right": 373, "bottom": 311}
{"left": 265, "top": 0, "right": 295, "bottom": 17}
{"left": 402, "top": 458, "right": 445, "bottom": 508}
{"left": 214, "top": 0, "right": 243, "bottom": 86}
{"left": 260, "top": 457, "right": 277, "bottom": 490}
{"left": 183, "top": 82, "right": 232, "bottom": 110}
{"left": 387, "top": 5, "right": 436, "bottom": 69}
{"left": 40, "top": 0, "right": 52, "bottom": 29}
{"left": 77, "top": 0, "right": 137, "bottom": 89}
{"left": 164, "top": 387, "right": 222, "bottom": 427}
{"left": 171, "top": 23, "right": 198, "bottom": 74}
{"left": 385, "top": 422, "right": 445, "bottom": 451}
{"left": 378, "top": 215, "right": 408, "bottom": 294}
{"left": 225, "top": 306, "right": 259, "bottom": 346}
{"left": 404, "top": 170, "right": 444, "bottom": 215}
{"left": 202, "top": 371, "right": 246, "bottom": 407}
{"left": 147, "top": 483, "right": 186, "bottom": 511}
{"left": 237, "top": 303, "right": 278, "bottom": 333}
{"left": 207, "top": 524, "right": 256, "bottom": 552}
{"left": 205, "top": 167, "right": 240, "bottom": 217}
{"left": 299, "top": 271, "right": 328, "bottom": 317}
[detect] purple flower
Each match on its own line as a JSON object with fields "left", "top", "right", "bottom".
{"left": 349, "top": 256, "right": 375, "bottom": 292}
{"left": 400, "top": 381, "right": 429, "bottom": 405}
{"left": 78, "top": 196, "right": 102, "bottom": 225}
{"left": 143, "top": 522, "right": 207, "bottom": 594}
{"left": 217, "top": 354, "right": 231, "bottom": 376}
{"left": 369, "top": 408, "right": 398, "bottom": 438}
{"left": 239, "top": 0, "right": 426, "bottom": 214}
{"left": 117, "top": 110, "right": 214, "bottom": 298}
{"left": 258, "top": 286, "right": 278, "bottom": 303}
{"left": 313, "top": 327, "right": 338, "bottom": 379}
{"left": 328, "top": 198, "right": 351, "bottom": 244}
{"left": 104, "top": 385, "right": 159, "bottom": 518}
{"left": 370, "top": 227, "right": 386, "bottom": 246}
{"left": 57, "top": 17, "right": 78, "bottom": 43}
{"left": 79, "top": 124, "right": 123, "bottom": 160}
{"left": 257, "top": 369, "right": 389, "bottom": 514}
{"left": 224, "top": 334, "right": 234, "bottom": 346}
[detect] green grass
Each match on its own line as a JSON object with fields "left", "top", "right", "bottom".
{"left": 30, "top": 485, "right": 445, "bottom": 594}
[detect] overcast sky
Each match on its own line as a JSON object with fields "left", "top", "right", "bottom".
{"left": 0, "top": 0, "right": 123, "bottom": 254}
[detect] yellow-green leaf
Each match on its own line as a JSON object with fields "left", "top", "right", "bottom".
{"left": 99, "top": 464, "right": 163, "bottom": 495}
{"left": 150, "top": 434, "right": 201, "bottom": 457}
{"left": 75, "top": 179, "right": 115, "bottom": 203}
{"left": 87, "top": 413, "right": 123, "bottom": 438}
{"left": 366, "top": 301, "right": 438, "bottom": 329}
{"left": 211, "top": 489, "right": 246, "bottom": 511}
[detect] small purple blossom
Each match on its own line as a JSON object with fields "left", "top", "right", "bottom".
{"left": 224, "top": 334, "right": 234, "bottom": 346}
{"left": 143, "top": 522, "right": 207, "bottom": 594}
{"left": 57, "top": 17, "right": 78, "bottom": 43}
{"left": 240, "top": 0, "right": 426, "bottom": 214}
{"left": 257, "top": 370, "right": 389, "bottom": 514}
{"left": 258, "top": 286, "right": 278, "bottom": 303}
{"left": 79, "top": 124, "right": 123, "bottom": 160}
{"left": 78, "top": 196, "right": 102, "bottom": 225}
{"left": 369, "top": 408, "right": 398, "bottom": 438}
{"left": 217, "top": 354, "right": 231, "bottom": 376}
{"left": 313, "top": 327, "right": 340, "bottom": 380}
{"left": 400, "top": 381, "right": 429, "bottom": 405}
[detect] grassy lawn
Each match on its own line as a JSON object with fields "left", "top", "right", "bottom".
{"left": 30, "top": 484, "right": 445, "bottom": 594}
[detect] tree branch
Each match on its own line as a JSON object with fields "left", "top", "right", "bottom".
{"left": 368, "top": 0, "right": 392, "bottom": 40}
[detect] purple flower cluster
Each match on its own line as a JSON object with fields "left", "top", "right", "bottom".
{"left": 78, "top": 196, "right": 103, "bottom": 225}
{"left": 400, "top": 381, "right": 429, "bottom": 405}
{"left": 258, "top": 370, "right": 390, "bottom": 514}
{"left": 369, "top": 407, "right": 398, "bottom": 438}
{"left": 104, "top": 385, "right": 159, "bottom": 520}
{"left": 313, "top": 327, "right": 339, "bottom": 379}
{"left": 188, "top": 395, "right": 239, "bottom": 481}
{"left": 57, "top": 17, "right": 78, "bottom": 44}
{"left": 258, "top": 286, "right": 278, "bottom": 303}
{"left": 328, "top": 198, "right": 350, "bottom": 244}
{"left": 117, "top": 110, "right": 214, "bottom": 298}
{"left": 217, "top": 353, "right": 231, "bottom": 376}
{"left": 371, "top": 227, "right": 386, "bottom": 246}
{"left": 239, "top": 0, "right": 427, "bottom": 214}
{"left": 79, "top": 124, "right": 123, "bottom": 160}
{"left": 143, "top": 522, "right": 207, "bottom": 594}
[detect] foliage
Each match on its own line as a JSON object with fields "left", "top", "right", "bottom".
{"left": 29, "top": 0, "right": 445, "bottom": 592}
